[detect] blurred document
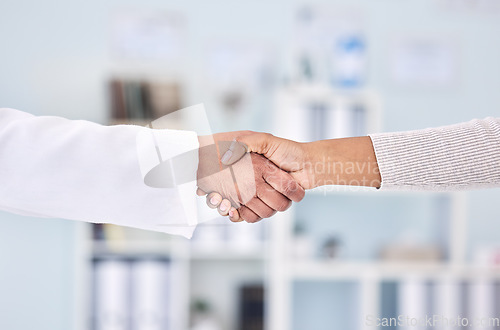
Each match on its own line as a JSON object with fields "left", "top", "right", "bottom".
{"left": 391, "top": 36, "right": 458, "bottom": 87}
{"left": 110, "top": 10, "right": 185, "bottom": 61}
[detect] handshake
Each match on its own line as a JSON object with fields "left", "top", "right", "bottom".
{"left": 196, "top": 131, "right": 381, "bottom": 223}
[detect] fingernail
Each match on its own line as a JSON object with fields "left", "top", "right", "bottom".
{"left": 221, "top": 140, "right": 248, "bottom": 166}
{"left": 221, "top": 149, "right": 233, "bottom": 164}
{"left": 210, "top": 196, "right": 220, "bottom": 205}
{"left": 229, "top": 210, "right": 234, "bottom": 217}
{"left": 220, "top": 202, "right": 229, "bottom": 212}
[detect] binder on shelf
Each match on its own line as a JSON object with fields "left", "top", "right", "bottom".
{"left": 468, "top": 279, "right": 494, "bottom": 330}
{"left": 398, "top": 278, "right": 428, "bottom": 330}
{"left": 131, "top": 259, "right": 171, "bottom": 330}
{"left": 109, "top": 79, "right": 182, "bottom": 122}
{"left": 93, "top": 259, "right": 131, "bottom": 330}
{"left": 110, "top": 80, "right": 127, "bottom": 120}
{"left": 124, "top": 81, "right": 147, "bottom": 120}
{"left": 434, "top": 280, "right": 461, "bottom": 330}
{"left": 238, "top": 284, "right": 265, "bottom": 330}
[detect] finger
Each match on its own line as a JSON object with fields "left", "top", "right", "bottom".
{"left": 263, "top": 166, "right": 305, "bottom": 202}
{"left": 206, "top": 192, "right": 222, "bottom": 209}
{"left": 218, "top": 199, "right": 232, "bottom": 216}
{"left": 238, "top": 206, "right": 262, "bottom": 223}
{"left": 228, "top": 207, "right": 241, "bottom": 222}
{"left": 220, "top": 132, "right": 270, "bottom": 166}
{"left": 256, "top": 181, "right": 292, "bottom": 212}
{"left": 235, "top": 132, "right": 274, "bottom": 155}
{"left": 197, "top": 188, "right": 207, "bottom": 196}
{"left": 245, "top": 197, "right": 277, "bottom": 219}
{"left": 220, "top": 140, "right": 248, "bottom": 166}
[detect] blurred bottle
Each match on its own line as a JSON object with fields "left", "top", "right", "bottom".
{"left": 330, "top": 35, "right": 367, "bottom": 88}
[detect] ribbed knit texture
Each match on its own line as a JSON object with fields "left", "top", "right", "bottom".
{"left": 369, "top": 117, "right": 500, "bottom": 191}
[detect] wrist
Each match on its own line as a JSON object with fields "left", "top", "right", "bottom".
{"left": 303, "top": 137, "right": 381, "bottom": 188}
{"left": 300, "top": 140, "right": 332, "bottom": 189}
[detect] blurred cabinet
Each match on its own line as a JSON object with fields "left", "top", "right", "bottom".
{"left": 265, "top": 191, "right": 472, "bottom": 330}
{"left": 272, "top": 84, "right": 382, "bottom": 142}
{"left": 75, "top": 74, "right": 270, "bottom": 330}
{"left": 267, "top": 85, "right": 499, "bottom": 330}
{"left": 77, "top": 219, "right": 269, "bottom": 330}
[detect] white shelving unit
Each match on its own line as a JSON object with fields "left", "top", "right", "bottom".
{"left": 272, "top": 84, "right": 382, "bottom": 142}
{"left": 266, "top": 85, "right": 388, "bottom": 330}
{"left": 77, "top": 220, "right": 269, "bottom": 330}
{"left": 74, "top": 193, "right": 476, "bottom": 330}
{"left": 265, "top": 191, "right": 470, "bottom": 330}
{"left": 76, "top": 69, "right": 271, "bottom": 330}
{"left": 263, "top": 84, "right": 496, "bottom": 330}
{"left": 268, "top": 85, "right": 421, "bottom": 330}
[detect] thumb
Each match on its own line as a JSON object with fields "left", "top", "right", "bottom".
{"left": 220, "top": 139, "right": 248, "bottom": 165}
{"left": 221, "top": 132, "right": 275, "bottom": 166}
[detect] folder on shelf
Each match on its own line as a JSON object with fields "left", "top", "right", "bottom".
{"left": 468, "top": 279, "right": 494, "bottom": 330}
{"left": 399, "top": 278, "right": 428, "bottom": 330}
{"left": 434, "top": 279, "right": 461, "bottom": 330}
{"left": 131, "top": 260, "right": 171, "bottom": 330}
{"left": 94, "top": 259, "right": 131, "bottom": 330}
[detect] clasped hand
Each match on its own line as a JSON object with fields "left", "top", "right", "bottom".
{"left": 196, "top": 132, "right": 306, "bottom": 223}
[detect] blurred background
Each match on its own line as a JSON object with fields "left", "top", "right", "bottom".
{"left": 1, "top": 0, "right": 500, "bottom": 329}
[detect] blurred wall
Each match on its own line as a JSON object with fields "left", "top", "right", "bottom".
{"left": 0, "top": 0, "right": 499, "bottom": 329}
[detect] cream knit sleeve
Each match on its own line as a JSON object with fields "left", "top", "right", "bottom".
{"left": 368, "top": 117, "right": 500, "bottom": 191}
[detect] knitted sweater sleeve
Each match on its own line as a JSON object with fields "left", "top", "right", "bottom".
{"left": 368, "top": 117, "right": 500, "bottom": 191}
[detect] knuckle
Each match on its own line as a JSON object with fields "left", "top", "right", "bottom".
{"left": 267, "top": 210, "right": 278, "bottom": 218}
{"left": 276, "top": 199, "right": 292, "bottom": 212}
{"left": 282, "top": 180, "right": 305, "bottom": 201}
{"left": 246, "top": 216, "right": 262, "bottom": 224}
{"left": 261, "top": 208, "right": 275, "bottom": 219}
{"left": 281, "top": 180, "right": 296, "bottom": 195}
{"left": 255, "top": 186, "right": 272, "bottom": 199}
{"left": 242, "top": 211, "right": 260, "bottom": 223}
{"left": 239, "top": 207, "right": 251, "bottom": 221}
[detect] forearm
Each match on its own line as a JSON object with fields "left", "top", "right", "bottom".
{"left": 0, "top": 108, "right": 198, "bottom": 237}
{"left": 369, "top": 117, "right": 500, "bottom": 191}
{"left": 304, "top": 136, "right": 381, "bottom": 189}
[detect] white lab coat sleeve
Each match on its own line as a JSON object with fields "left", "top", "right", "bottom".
{"left": 0, "top": 108, "right": 200, "bottom": 238}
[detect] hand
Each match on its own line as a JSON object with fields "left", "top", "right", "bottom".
{"left": 223, "top": 131, "right": 381, "bottom": 189}
{"left": 196, "top": 132, "right": 305, "bottom": 223}
{"left": 221, "top": 132, "right": 315, "bottom": 188}
{"left": 210, "top": 131, "right": 381, "bottom": 220}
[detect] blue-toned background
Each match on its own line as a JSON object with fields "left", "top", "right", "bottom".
{"left": 0, "top": 0, "right": 499, "bottom": 329}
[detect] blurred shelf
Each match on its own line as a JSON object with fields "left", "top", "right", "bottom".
{"left": 90, "top": 240, "right": 174, "bottom": 257}
{"left": 189, "top": 242, "right": 268, "bottom": 261}
{"left": 90, "top": 240, "right": 268, "bottom": 261}
{"left": 283, "top": 84, "right": 380, "bottom": 100}
{"left": 290, "top": 260, "right": 500, "bottom": 281}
